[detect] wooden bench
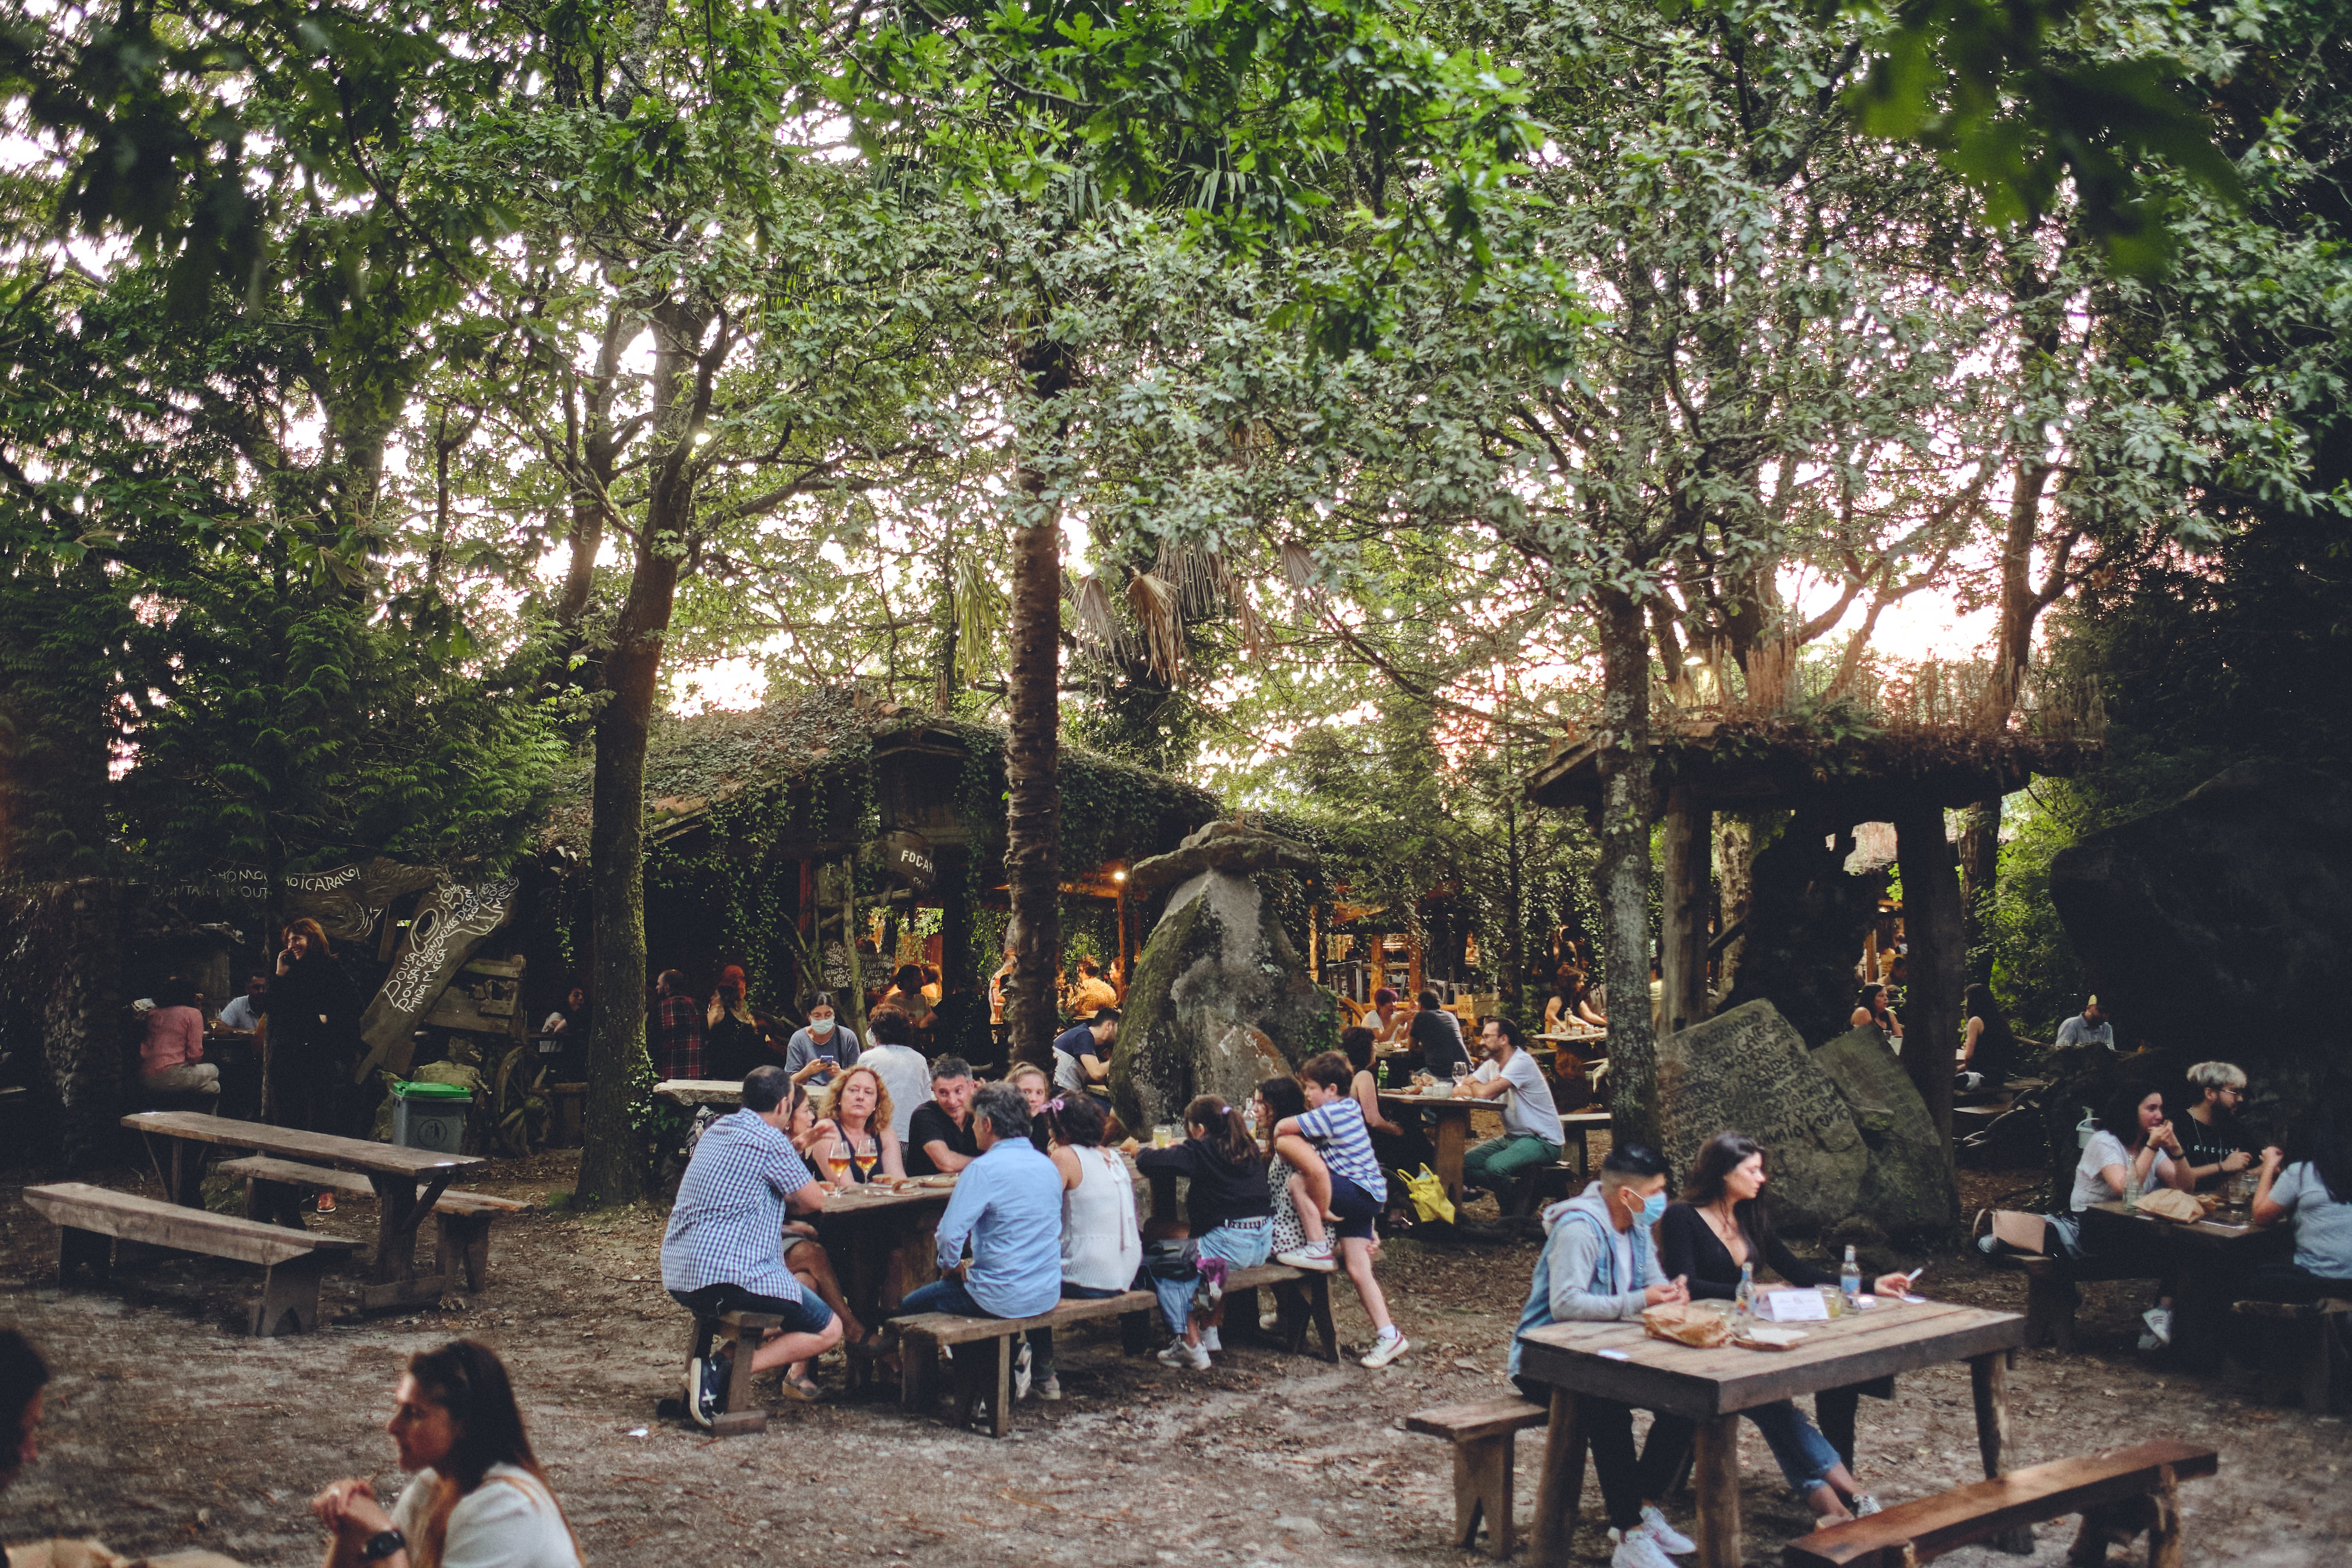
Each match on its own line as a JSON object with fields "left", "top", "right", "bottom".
{"left": 2228, "top": 1297, "right": 2350, "bottom": 1412}
{"left": 680, "top": 1307, "right": 784, "bottom": 1438}
{"left": 890, "top": 1262, "right": 1334, "bottom": 1436}
{"left": 219, "top": 1156, "right": 531, "bottom": 1294}
{"left": 1986, "top": 1251, "right": 2150, "bottom": 1354}
{"left": 1782, "top": 1439, "right": 2217, "bottom": 1568}
{"left": 23, "top": 1182, "right": 361, "bottom": 1336}
{"left": 1405, "top": 1397, "right": 1549, "bottom": 1558}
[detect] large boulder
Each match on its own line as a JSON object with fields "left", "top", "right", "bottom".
{"left": 2050, "top": 760, "right": 2352, "bottom": 1119}
{"left": 1813, "top": 1025, "right": 1957, "bottom": 1238}
{"left": 1111, "top": 826, "right": 1336, "bottom": 1133}
{"left": 1653, "top": 1001, "right": 1867, "bottom": 1236}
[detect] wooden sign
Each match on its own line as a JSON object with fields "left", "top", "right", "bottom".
{"left": 351, "top": 878, "right": 519, "bottom": 1081}
{"left": 875, "top": 830, "right": 936, "bottom": 894}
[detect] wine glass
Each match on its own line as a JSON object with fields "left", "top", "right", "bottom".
{"left": 826, "top": 1141, "right": 852, "bottom": 1186}
{"left": 1450, "top": 1062, "right": 1470, "bottom": 1091}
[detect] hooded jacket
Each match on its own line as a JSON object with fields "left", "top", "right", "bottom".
{"left": 1509, "top": 1181, "right": 1663, "bottom": 1379}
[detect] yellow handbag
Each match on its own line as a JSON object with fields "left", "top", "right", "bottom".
{"left": 1402, "top": 1164, "right": 1457, "bottom": 1225}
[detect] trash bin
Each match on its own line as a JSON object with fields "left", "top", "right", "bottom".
{"left": 391, "top": 1079, "right": 473, "bottom": 1153}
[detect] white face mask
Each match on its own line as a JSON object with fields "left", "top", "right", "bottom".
{"left": 808, "top": 1017, "right": 834, "bottom": 1035}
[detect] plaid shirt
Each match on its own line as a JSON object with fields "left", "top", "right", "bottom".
{"left": 654, "top": 992, "right": 704, "bottom": 1080}
{"left": 660, "top": 1109, "right": 813, "bottom": 1301}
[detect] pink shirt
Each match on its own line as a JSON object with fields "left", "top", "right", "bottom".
{"left": 140, "top": 1005, "right": 206, "bottom": 1075}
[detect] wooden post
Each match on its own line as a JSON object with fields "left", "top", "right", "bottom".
{"left": 1660, "top": 785, "right": 1711, "bottom": 1036}
{"left": 1692, "top": 1413, "right": 1741, "bottom": 1568}
{"left": 2146, "top": 1464, "right": 2182, "bottom": 1568}
{"left": 1971, "top": 1348, "right": 2034, "bottom": 1554}
{"left": 1893, "top": 798, "right": 1962, "bottom": 1158}
{"left": 1530, "top": 1387, "right": 1588, "bottom": 1568}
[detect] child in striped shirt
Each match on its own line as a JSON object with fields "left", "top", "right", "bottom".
{"left": 1274, "top": 1051, "right": 1410, "bottom": 1368}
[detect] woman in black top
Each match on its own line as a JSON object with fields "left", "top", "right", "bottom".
{"left": 1657, "top": 1133, "right": 1913, "bottom": 1521}
{"left": 1135, "top": 1096, "right": 1273, "bottom": 1369}
{"left": 270, "top": 918, "right": 363, "bottom": 1134}
{"left": 1959, "top": 984, "right": 2020, "bottom": 1091}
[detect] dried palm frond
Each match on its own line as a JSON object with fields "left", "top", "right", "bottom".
{"left": 1279, "top": 539, "right": 1320, "bottom": 593}
{"left": 952, "top": 548, "right": 1007, "bottom": 687}
{"left": 1066, "top": 571, "right": 1120, "bottom": 649}
{"left": 1126, "top": 570, "right": 1185, "bottom": 683}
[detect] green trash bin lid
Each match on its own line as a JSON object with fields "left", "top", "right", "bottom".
{"left": 393, "top": 1080, "right": 473, "bottom": 1101}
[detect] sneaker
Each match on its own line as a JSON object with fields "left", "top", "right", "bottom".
{"left": 2136, "top": 1331, "right": 2162, "bottom": 1353}
{"left": 1609, "top": 1525, "right": 1680, "bottom": 1568}
{"left": 1156, "top": 1337, "right": 1211, "bottom": 1370}
{"left": 1852, "top": 1494, "right": 1883, "bottom": 1518}
{"left": 1638, "top": 1504, "right": 1696, "bottom": 1554}
{"left": 1276, "top": 1241, "right": 1339, "bottom": 1273}
{"left": 1036, "top": 1375, "right": 1063, "bottom": 1402}
{"left": 1975, "top": 1233, "right": 1998, "bottom": 1255}
{"left": 2141, "top": 1305, "right": 2172, "bottom": 1347}
{"left": 1359, "top": 1329, "right": 1409, "bottom": 1369}
{"left": 1193, "top": 1258, "right": 1228, "bottom": 1312}
{"left": 686, "top": 1351, "right": 728, "bottom": 1429}
{"left": 315, "top": 1191, "right": 335, "bottom": 1214}
{"left": 1259, "top": 1308, "right": 1279, "bottom": 1332}
{"left": 1014, "top": 1337, "right": 1033, "bottom": 1401}
{"left": 1201, "top": 1328, "right": 1221, "bottom": 1352}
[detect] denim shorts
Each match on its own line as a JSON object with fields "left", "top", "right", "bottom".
{"left": 670, "top": 1281, "right": 835, "bottom": 1337}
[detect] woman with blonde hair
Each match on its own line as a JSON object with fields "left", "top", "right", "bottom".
{"left": 312, "top": 1339, "right": 580, "bottom": 1568}
{"left": 810, "top": 1064, "right": 905, "bottom": 1185}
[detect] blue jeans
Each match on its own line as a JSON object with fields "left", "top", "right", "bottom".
{"left": 1744, "top": 1400, "right": 1844, "bottom": 1497}
{"left": 899, "top": 1276, "right": 986, "bottom": 1318}
{"left": 1151, "top": 1221, "right": 1271, "bottom": 1337}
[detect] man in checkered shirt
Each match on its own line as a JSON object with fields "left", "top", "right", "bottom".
{"left": 662, "top": 1065, "right": 839, "bottom": 1424}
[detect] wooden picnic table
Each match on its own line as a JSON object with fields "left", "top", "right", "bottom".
{"left": 1515, "top": 1296, "right": 2029, "bottom": 1568}
{"left": 121, "top": 1111, "right": 483, "bottom": 1311}
{"left": 1378, "top": 1089, "right": 1494, "bottom": 1204}
{"left": 815, "top": 1177, "right": 961, "bottom": 1328}
{"left": 2080, "top": 1198, "right": 2288, "bottom": 1369}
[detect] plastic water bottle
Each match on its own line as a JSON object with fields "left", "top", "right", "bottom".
{"left": 1735, "top": 1261, "right": 1755, "bottom": 1329}
{"left": 1841, "top": 1244, "right": 1862, "bottom": 1307}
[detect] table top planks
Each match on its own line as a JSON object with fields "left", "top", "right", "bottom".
{"left": 2081, "top": 1198, "right": 2278, "bottom": 1247}
{"left": 654, "top": 1078, "right": 747, "bottom": 1107}
{"left": 1515, "top": 1297, "right": 2026, "bottom": 1418}
{"left": 121, "top": 1112, "right": 482, "bottom": 1178}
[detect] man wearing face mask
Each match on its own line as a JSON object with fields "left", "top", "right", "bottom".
{"left": 783, "top": 995, "right": 862, "bottom": 1084}
{"left": 1509, "top": 1144, "right": 1698, "bottom": 1568}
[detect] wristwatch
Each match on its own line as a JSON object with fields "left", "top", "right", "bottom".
{"left": 361, "top": 1528, "right": 407, "bottom": 1561}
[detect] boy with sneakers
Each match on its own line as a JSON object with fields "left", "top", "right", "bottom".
{"left": 1273, "top": 1051, "right": 1410, "bottom": 1369}
{"left": 1510, "top": 1142, "right": 1697, "bottom": 1568}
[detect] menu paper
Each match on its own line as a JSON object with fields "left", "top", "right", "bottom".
{"left": 1755, "top": 1289, "right": 1831, "bottom": 1323}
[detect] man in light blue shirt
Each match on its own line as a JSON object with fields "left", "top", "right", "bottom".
{"left": 898, "top": 1081, "right": 1066, "bottom": 1404}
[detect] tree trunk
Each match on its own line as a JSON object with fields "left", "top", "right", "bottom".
{"left": 576, "top": 301, "right": 706, "bottom": 1208}
{"left": 1594, "top": 587, "right": 1661, "bottom": 1147}
{"left": 0, "top": 879, "right": 122, "bottom": 1169}
{"left": 1659, "top": 784, "right": 1710, "bottom": 1036}
{"left": 1713, "top": 814, "right": 1753, "bottom": 1001}
{"left": 1959, "top": 796, "right": 2001, "bottom": 987}
{"left": 1893, "top": 798, "right": 1963, "bottom": 1173}
{"left": 1002, "top": 342, "right": 1073, "bottom": 1069}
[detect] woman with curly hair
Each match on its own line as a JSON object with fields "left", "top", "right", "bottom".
{"left": 810, "top": 1064, "right": 905, "bottom": 1185}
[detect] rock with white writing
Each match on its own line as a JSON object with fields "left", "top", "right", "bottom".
{"left": 1112, "top": 832, "right": 1334, "bottom": 1133}
{"left": 1654, "top": 1000, "right": 1867, "bottom": 1236}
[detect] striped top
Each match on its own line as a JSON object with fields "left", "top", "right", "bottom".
{"left": 1297, "top": 1097, "right": 1387, "bottom": 1203}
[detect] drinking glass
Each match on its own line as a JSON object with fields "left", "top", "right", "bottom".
{"left": 1153, "top": 1123, "right": 1175, "bottom": 1149}
{"left": 1451, "top": 1063, "right": 1470, "bottom": 1088}
{"left": 1819, "top": 1286, "right": 1844, "bottom": 1319}
{"left": 827, "top": 1150, "right": 851, "bottom": 1185}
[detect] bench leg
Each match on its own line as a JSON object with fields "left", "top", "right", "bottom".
{"left": 1224, "top": 1286, "right": 1260, "bottom": 1345}
{"left": 900, "top": 1329, "right": 940, "bottom": 1413}
{"left": 713, "top": 1311, "right": 777, "bottom": 1437}
{"left": 1306, "top": 1273, "right": 1338, "bottom": 1363}
{"left": 59, "top": 1226, "right": 111, "bottom": 1284}
{"left": 1530, "top": 1388, "right": 1586, "bottom": 1568}
{"left": 984, "top": 1335, "right": 1012, "bottom": 1437}
{"left": 1454, "top": 1431, "right": 1518, "bottom": 1558}
{"left": 2298, "top": 1317, "right": 2334, "bottom": 1414}
{"left": 2025, "top": 1271, "right": 2079, "bottom": 1354}
{"left": 2145, "top": 1465, "right": 2182, "bottom": 1568}
{"left": 251, "top": 1252, "right": 326, "bottom": 1337}
{"left": 1120, "top": 1308, "right": 1153, "bottom": 1356}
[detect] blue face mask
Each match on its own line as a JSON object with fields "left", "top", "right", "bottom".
{"left": 1637, "top": 1190, "right": 1667, "bottom": 1227}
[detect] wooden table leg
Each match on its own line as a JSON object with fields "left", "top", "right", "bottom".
{"left": 1971, "top": 1349, "right": 2035, "bottom": 1554}
{"left": 1530, "top": 1387, "right": 1588, "bottom": 1568}
{"left": 2146, "top": 1462, "right": 2182, "bottom": 1568}
{"left": 1433, "top": 1109, "right": 1470, "bottom": 1203}
{"left": 360, "top": 1171, "right": 456, "bottom": 1308}
{"left": 1692, "top": 1414, "right": 1741, "bottom": 1568}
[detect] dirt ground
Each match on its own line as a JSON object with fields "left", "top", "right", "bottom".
{"left": 3, "top": 1150, "right": 2346, "bottom": 1568}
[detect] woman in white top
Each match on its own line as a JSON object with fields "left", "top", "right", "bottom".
{"left": 313, "top": 1340, "right": 580, "bottom": 1568}
{"left": 2072, "top": 1084, "right": 2192, "bottom": 1348}
{"left": 1028, "top": 1094, "right": 1141, "bottom": 1401}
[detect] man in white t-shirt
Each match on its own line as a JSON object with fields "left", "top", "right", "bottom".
{"left": 856, "top": 1008, "right": 934, "bottom": 1143}
{"left": 1458, "top": 1015, "right": 1565, "bottom": 1194}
